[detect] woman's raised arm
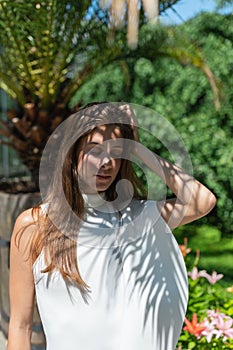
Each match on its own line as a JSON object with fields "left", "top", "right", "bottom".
{"left": 7, "top": 209, "right": 37, "bottom": 350}
{"left": 132, "top": 143, "right": 216, "bottom": 229}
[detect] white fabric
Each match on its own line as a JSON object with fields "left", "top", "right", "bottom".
{"left": 33, "top": 197, "right": 188, "bottom": 350}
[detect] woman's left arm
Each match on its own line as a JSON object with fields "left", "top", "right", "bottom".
{"left": 132, "top": 143, "right": 216, "bottom": 229}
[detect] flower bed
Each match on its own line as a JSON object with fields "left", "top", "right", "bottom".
{"left": 177, "top": 239, "right": 233, "bottom": 349}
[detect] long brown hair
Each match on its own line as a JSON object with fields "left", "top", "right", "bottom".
{"left": 30, "top": 102, "right": 147, "bottom": 291}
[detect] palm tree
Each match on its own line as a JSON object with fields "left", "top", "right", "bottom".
{"left": 101, "top": 0, "right": 174, "bottom": 48}
{"left": 0, "top": 0, "right": 220, "bottom": 190}
{"left": 101, "top": 0, "right": 160, "bottom": 48}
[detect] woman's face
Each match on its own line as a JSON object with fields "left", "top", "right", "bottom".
{"left": 77, "top": 125, "right": 123, "bottom": 194}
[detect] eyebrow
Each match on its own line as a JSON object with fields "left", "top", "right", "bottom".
{"left": 86, "top": 142, "right": 99, "bottom": 146}
{"left": 85, "top": 142, "right": 123, "bottom": 148}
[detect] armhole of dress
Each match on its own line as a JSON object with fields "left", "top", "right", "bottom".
{"left": 153, "top": 200, "right": 172, "bottom": 234}
{"left": 32, "top": 203, "right": 48, "bottom": 274}
{"left": 40, "top": 202, "right": 49, "bottom": 216}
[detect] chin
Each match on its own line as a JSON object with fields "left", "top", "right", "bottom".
{"left": 96, "top": 185, "right": 109, "bottom": 192}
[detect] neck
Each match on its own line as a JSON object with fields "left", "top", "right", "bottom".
{"left": 82, "top": 192, "right": 106, "bottom": 208}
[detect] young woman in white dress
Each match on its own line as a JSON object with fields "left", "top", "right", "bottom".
{"left": 7, "top": 103, "right": 216, "bottom": 350}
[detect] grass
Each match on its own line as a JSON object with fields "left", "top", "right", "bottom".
{"left": 174, "top": 224, "right": 233, "bottom": 284}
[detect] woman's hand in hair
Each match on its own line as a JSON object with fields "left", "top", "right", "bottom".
{"left": 131, "top": 143, "right": 216, "bottom": 229}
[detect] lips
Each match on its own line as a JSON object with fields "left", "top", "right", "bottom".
{"left": 96, "top": 174, "right": 111, "bottom": 181}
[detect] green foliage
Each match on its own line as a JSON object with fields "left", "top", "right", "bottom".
{"left": 187, "top": 279, "right": 232, "bottom": 316}
{"left": 175, "top": 224, "right": 233, "bottom": 282}
{"left": 216, "top": 0, "right": 233, "bottom": 8}
{"left": 72, "top": 12, "right": 233, "bottom": 234}
{"left": 0, "top": 0, "right": 192, "bottom": 110}
{"left": 0, "top": 1, "right": 222, "bottom": 180}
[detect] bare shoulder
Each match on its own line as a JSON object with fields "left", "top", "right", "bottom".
{"left": 13, "top": 207, "right": 39, "bottom": 232}
{"left": 11, "top": 207, "right": 41, "bottom": 252}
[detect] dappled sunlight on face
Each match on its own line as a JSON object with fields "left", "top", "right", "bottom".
{"left": 77, "top": 125, "right": 123, "bottom": 194}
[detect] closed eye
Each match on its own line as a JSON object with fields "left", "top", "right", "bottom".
{"left": 87, "top": 146, "right": 102, "bottom": 156}
{"left": 84, "top": 143, "right": 123, "bottom": 157}
{"left": 109, "top": 148, "right": 123, "bottom": 157}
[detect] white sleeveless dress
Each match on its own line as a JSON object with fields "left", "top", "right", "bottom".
{"left": 33, "top": 195, "right": 188, "bottom": 350}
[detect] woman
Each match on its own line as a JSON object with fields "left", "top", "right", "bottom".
{"left": 7, "top": 102, "right": 216, "bottom": 350}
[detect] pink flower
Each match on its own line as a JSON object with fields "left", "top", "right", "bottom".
{"left": 207, "top": 309, "right": 219, "bottom": 318}
{"left": 201, "top": 319, "right": 217, "bottom": 343}
{"left": 202, "top": 310, "right": 233, "bottom": 342}
{"left": 188, "top": 268, "right": 224, "bottom": 284}
{"left": 215, "top": 313, "right": 233, "bottom": 341}
{"left": 200, "top": 271, "right": 224, "bottom": 284}
{"left": 188, "top": 266, "right": 207, "bottom": 280}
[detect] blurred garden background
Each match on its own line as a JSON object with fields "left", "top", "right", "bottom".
{"left": 0, "top": 0, "right": 232, "bottom": 349}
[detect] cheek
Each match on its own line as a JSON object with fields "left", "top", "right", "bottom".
{"left": 114, "top": 159, "right": 122, "bottom": 174}
{"left": 78, "top": 154, "right": 100, "bottom": 174}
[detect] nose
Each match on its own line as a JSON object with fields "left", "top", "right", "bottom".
{"left": 99, "top": 151, "right": 112, "bottom": 168}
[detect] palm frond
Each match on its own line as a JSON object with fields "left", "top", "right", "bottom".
{"left": 0, "top": 0, "right": 93, "bottom": 108}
